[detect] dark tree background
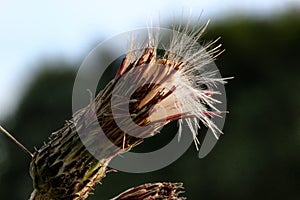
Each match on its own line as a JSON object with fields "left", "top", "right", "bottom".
{"left": 0, "top": 11, "right": 299, "bottom": 199}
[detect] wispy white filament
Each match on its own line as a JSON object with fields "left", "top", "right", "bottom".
{"left": 125, "top": 19, "right": 228, "bottom": 150}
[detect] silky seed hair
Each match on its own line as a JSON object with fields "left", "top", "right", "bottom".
{"left": 120, "top": 19, "right": 227, "bottom": 150}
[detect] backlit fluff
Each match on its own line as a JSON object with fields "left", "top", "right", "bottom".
{"left": 113, "top": 21, "right": 227, "bottom": 150}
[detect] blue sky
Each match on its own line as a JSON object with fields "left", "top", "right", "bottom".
{"left": 0, "top": 0, "right": 299, "bottom": 121}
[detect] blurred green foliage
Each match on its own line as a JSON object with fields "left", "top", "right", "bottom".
{"left": 0, "top": 11, "right": 299, "bottom": 199}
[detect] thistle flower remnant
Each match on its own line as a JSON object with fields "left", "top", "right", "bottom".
{"left": 27, "top": 20, "right": 229, "bottom": 199}
{"left": 109, "top": 21, "right": 226, "bottom": 150}
{"left": 111, "top": 182, "right": 186, "bottom": 200}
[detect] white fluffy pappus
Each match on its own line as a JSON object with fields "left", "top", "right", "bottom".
{"left": 113, "top": 18, "right": 230, "bottom": 150}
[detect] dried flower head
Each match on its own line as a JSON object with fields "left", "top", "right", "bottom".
{"left": 111, "top": 182, "right": 186, "bottom": 200}
{"left": 111, "top": 21, "right": 227, "bottom": 150}
{"left": 23, "top": 20, "right": 228, "bottom": 199}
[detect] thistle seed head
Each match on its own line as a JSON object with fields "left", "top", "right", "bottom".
{"left": 29, "top": 20, "right": 228, "bottom": 199}
{"left": 112, "top": 21, "right": 227, "bottom": 149}
{"left": 111, "top": 182, "right": 186, "bottom": 200}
